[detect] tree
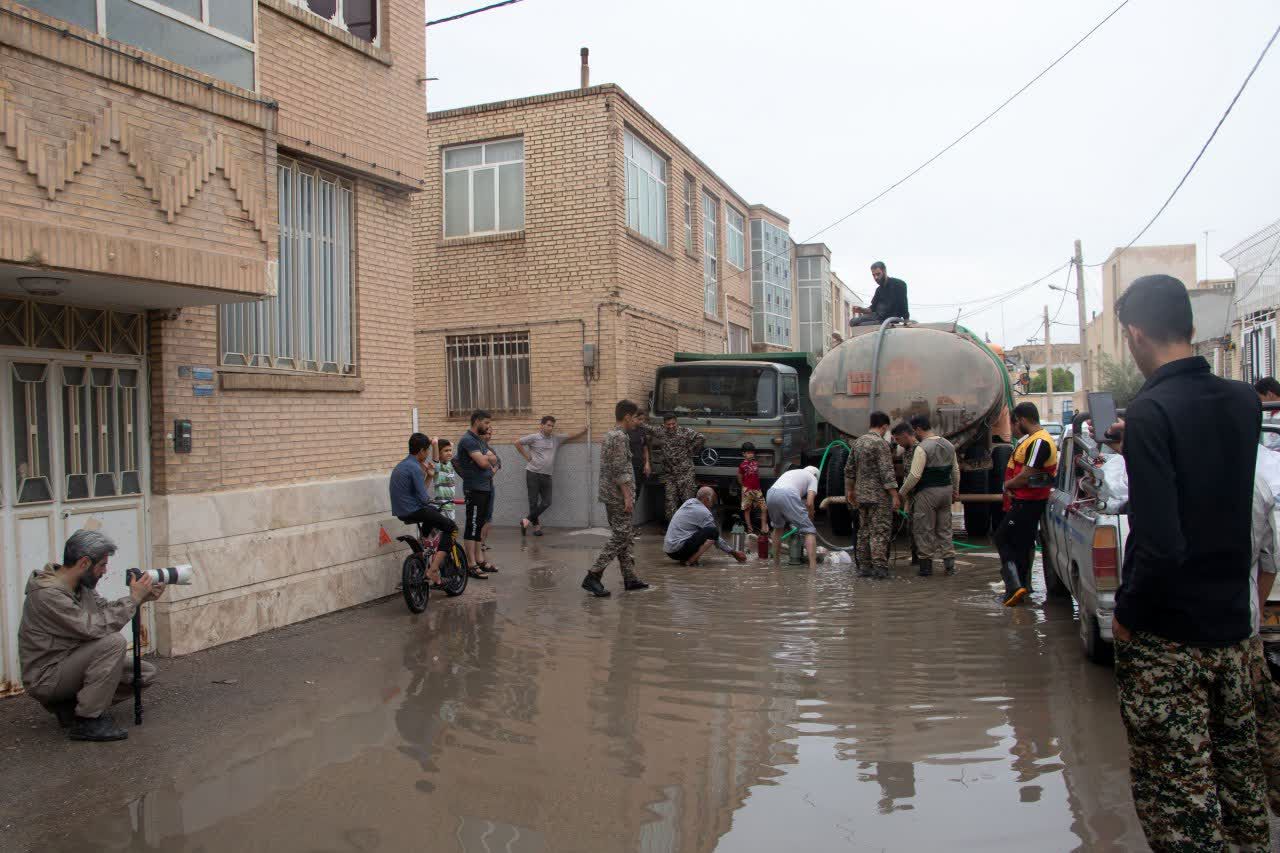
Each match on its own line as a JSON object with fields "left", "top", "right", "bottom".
{"left": 1029, "top": 367, "right": 1075, "bottom": 394}
{"left": 1098, "top": 353, "right": 1144, "bottom": 407}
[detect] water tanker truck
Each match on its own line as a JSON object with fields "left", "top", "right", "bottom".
{"left": 648, "top": 320, "right": 1014, "bottom": 537}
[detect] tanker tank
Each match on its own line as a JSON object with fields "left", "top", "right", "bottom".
{"left": 809, "top": 321, "right": 1013, "bottom": 470}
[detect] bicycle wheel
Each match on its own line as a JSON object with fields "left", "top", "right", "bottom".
{"left": 401, "top": 552, "right": 430, "bottom": 613}
{"left": 440, "top": 542, "right": 469, "bottom": 597}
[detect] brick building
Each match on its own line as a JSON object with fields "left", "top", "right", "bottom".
{"left": 415, "top": 80, "right": 845, "bottom": 527}
{"left": 0, "top": 0, "right": 428, "bottom": 681}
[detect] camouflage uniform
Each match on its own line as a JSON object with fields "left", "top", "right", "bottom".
{"left": 647, "top": 424, "right": 705, "bottom": 521}
{"left": 591, "top": 427, "right": 638, "bottom": 582}
{"left": 1248, "top": 636, "right": 1280, "bottom": 816}
{"left": 1115, "top": 631, "right": 1269, "bottom": 851}
{"left": 847, "top": 431, "right": 896, "bottom": 579}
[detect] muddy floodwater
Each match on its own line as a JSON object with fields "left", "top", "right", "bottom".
{"left": 0, "top": 529, "right": 1152, "bottom": 852}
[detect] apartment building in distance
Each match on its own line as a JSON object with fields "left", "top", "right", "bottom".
{"left": 0, "top": 0, "right": 429, "bottom": 686}
{"left": 1225, "top": 219, "right": 1280, "bottom": 384}
{"left": 1082, "top": 243, "right": 1196, "bottom": 389}
{"left": 415, "top": 71, "right": 853, "bottom": 528}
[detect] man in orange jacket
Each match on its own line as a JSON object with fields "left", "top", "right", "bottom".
{"left": 995, "top": 402, "right": 1057, "bottom": 606}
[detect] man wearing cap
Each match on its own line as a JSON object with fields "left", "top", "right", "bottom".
{"left": 846, "top": 411, "right": 901, "bottom": 579}
{"left": 766, "top": 465, "right": 821, "bottom": 571}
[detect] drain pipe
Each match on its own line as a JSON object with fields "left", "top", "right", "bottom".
{"left": 867, "top": 316, "right": 903, "bottom": 414}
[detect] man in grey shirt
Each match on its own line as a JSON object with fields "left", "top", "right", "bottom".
{"left": 517, "top": 415, "right": 587, "bottom": 536}
{"left": 664, "top": 487, "right": 747, "bottom": 566}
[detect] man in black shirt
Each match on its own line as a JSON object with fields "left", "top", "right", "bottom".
{"left": 850, "top": 261, "right": 909, "bottom": 327}
{"left": 1109, "top": 274, "right": 1266, "bottom": 851}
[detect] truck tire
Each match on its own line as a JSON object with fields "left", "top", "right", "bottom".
{"left": 960, "top": 469, "right": 989, "bottom": 537}
{"left": 822, "top": 445, "right": 852, "bottom": 537}
{"left": 987, "top": 444, "right": 1013, "bottom": 531}
{"left": 1040, "top": 531, "right": 1069, "bottom": 598}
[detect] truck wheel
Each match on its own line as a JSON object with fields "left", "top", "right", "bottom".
{"left": 987, "top": 444, "right": 1013, "bottom": 531}
{"left": 1080, "top": 605, "right": 1114, "bottom": 666}
{"left": 821, "top": 445, "right": 853, "bottom": 538}
{"left": 959, "top": 469, "right": 989, "bottom": 537}
{"left": 1040, "top": 532, "right": 1069, "bottom": 599}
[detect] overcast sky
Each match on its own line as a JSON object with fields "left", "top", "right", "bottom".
{"left": 424, "top": 0, "right": 1280, "bottom": 347}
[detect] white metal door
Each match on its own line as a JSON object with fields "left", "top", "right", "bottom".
{"left": 1, "top": 352, "right": 150, "bottom": 694}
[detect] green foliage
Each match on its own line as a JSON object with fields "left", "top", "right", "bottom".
{"left": 1029, "top": 367, "right": 1076, "bottom": 394}
{"left": 1098, "top": 353, "right": 1144, "bottom": 408}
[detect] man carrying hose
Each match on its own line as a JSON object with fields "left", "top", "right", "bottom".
{"left": 846, "top": 411, "right": 901, "bottom": 579}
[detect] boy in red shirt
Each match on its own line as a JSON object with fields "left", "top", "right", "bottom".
{"left": 738, "top": 442, "right": 766, "bottom": 534}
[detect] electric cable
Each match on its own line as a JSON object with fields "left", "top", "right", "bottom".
{"left": 427, "top": 0, "right": 525, "bottom": 26}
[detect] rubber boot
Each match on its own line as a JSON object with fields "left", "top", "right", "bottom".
{"left": 943, "top": 558, "right": 956, "bottom": 576}
{"left": 1001, "top": 561, "right": 1027, "bottom": 606}
{"left": 917, "top": 559, "right": 934, "bottom": 578}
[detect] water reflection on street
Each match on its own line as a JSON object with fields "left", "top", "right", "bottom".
{"left": 27, "top": 531, "right": 1149, "bottom": 852}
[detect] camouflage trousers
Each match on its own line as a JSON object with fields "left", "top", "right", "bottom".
{"left": 663, "top": 469, "right": 698, "bottom": 521}
{"left": 910, "top": 486, "right": 955, "bottom": 560}
{"left": 1115, "top": 631, "right": 1268, "bottom": 852}
{"left": 1247, "top": 636, "right": 1280, "bottom": 816}
{"left": 591, "top": 499, "right": 637, "bottom": 581}
{"left": 856, "top": 503, "right": 893, "bottom": 577}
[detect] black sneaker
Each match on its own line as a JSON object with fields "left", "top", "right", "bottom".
{"left": 69, "top": 712, "right": 128, "bottom": 742}
{"left": 582, "top": 573, "right": 610, "bottom": 597}
{"left": 624, "top": 578, "right": 650, "bottom": 591}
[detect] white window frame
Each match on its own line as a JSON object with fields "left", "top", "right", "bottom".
{"left": 624, "top": 129, "right": 669, "bottom": 247}
{"left": 442, "top": 137, "right": 525, "bottom": 239}
{"left": 286, "top": 0, "right": 381, "bottom": 46}
{"left": 219, "top": 156, "right": 355, "bottom": 374}
{"left": 726, "top": 206, "right": 745, "bottom": 269}
{"left": 683, "top": 174, "right": 695, "bottom": 254}
{"left": 751, "top": 218, "right": 792, "bottom": 347}
{"left": 703, "top": 193, "right": 719, "bottom": 316}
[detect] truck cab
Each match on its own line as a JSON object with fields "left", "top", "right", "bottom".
{"left": 650, "top": 360, "right": 805, "bottom": 503}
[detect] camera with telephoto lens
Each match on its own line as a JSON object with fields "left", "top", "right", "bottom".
{"left": 126, "top": 565, "right": 194, "bottom": 585}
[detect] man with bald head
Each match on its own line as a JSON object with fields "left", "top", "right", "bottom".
{"left": 664, "top": 487, "right": 748, "bottom": 566}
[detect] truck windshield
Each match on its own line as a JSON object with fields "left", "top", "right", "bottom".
{"left": 655, "top": 367, "right": 778, "bottom": 417}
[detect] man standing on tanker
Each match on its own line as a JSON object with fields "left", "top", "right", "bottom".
{"left": 850, "top": 262, "right": 909, "bottom": 327}
{"left": 846, "top": 411, "right": 901, "bottom": 579}
{"left": 647, "top": 414, "right": 706, "bottom": 524}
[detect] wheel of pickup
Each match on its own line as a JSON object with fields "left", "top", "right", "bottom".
{"left": 1040, "top": 531, "right": 1069, "bottom": 599}
{"left": 1079, "top": 587, "right": 1114, "bottom": 666}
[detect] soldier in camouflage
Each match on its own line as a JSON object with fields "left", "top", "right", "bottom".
{"left": 845, "top": 411, "right": 900, "bottom": 579}
{"left": 648, "top": 415, "right": 706, "bottom": 523}
{"left": 583, "top": 400, "right": 649, "bottom": 598}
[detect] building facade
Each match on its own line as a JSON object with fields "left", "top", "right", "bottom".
{"left": 1007, "top": 343, "right": 1083, "bottom": 423}
{"left": 0, "top": 0, "right": 429, "bottom": 684}
{"left": 1225, "top": 220, "right": 1280, "bottom": 384}
{"left": 415, "top": 82, "right": 839, "bottom": 528}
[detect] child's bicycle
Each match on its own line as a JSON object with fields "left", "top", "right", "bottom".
{"left": 396, "top": 500, "right": 469, "bottom": 613}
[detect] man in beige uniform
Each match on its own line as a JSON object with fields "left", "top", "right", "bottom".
{"left": 899, "top": 413, "right": 960, "bottom": 578}
{"left": 20, "top": 529, "right": 164, "bottom": 741}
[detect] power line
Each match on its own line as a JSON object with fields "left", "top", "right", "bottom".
{"left": 427, "top": 0, "right": 525, "bottom": 27}
{"left": 1086, "top": 19, "right": 1280, "bottom": 267}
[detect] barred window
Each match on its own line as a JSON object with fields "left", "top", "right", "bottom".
{"left": 220, "top": 157, "right": 355, "bottom": 374}
{"left": 446, "top": 332, "right": 531, "bottom": 416}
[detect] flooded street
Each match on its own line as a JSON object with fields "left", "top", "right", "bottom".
{"left": 0, "top": 528, "right": 1149, "bottom": 852}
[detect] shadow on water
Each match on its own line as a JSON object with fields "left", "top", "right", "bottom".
{"left": 31, "top": 531, "right": 1147, "bottom": 852}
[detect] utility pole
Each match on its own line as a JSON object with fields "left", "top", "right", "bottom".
{"left": 1044, "top": 304, "right": 1054, "bottom": 420}
{"left": 1074, "top": 240, "right": 1089, "bottom": 394}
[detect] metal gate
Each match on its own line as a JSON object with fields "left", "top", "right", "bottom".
{"left": 0, "top": 336, "right": 150, "bottom": 694}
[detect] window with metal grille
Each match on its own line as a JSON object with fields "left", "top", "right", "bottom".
{"left": 220, "top": 157, "right": 355, "bottom": 374}
{"left": 0, "top": 298, "right": 143, "bottom": 355}
{"left": 446, "top": 332, "right": 531, "bottom": 416}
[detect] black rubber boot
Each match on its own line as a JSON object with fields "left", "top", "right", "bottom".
{"left": 624, "top": 578, "right": 650, "bottom": 591}
{"left": 69, "top": 712, "right": 127, "bottom": 742}
{"left": 581, "top": 573, "right": 610, "bottom": 597}
{"left": 943, "top": 558, "right": 956, "bottom": 576}
{"left": 917, "top": 559, "right": 933, "bottom": 577}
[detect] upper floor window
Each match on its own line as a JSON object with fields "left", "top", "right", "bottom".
{"left": 21, "top": 0, "right": 256, "bottom": 90}
{"left": 624, "top": 129, "right": 668, "bottom": 246}
{"left": 444, "top": 139, "right": 525, "bottom": 238}
{"left": 683, "top": 174, "right": 695, "bottom": 254}
{"left": 288, "top": 0, "right": 379, "bottom": 44}
{"left": 220, "top": 157, "right": 355, "bottom": 374}
{"left": 726, "top": 207, "right": 745, "bottom": 269}
{"left": 703, "top": 193, "right": 719, "bottom": 315}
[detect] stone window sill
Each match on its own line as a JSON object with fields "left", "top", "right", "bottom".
{"left": 260, "top": 0, "right": 393, "bottom": 66}
{"left": 625, "top": 228, "right": 674, "bottom": 259}
{"left": 219, "top": 368, "right": 365, "bottom": 392}
{"left": 438, "top": 230, "right": 525, "bottom": 248}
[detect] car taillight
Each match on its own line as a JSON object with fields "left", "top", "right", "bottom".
{"left": 1092, "top": 526, "right": 1118, "bottom": 591}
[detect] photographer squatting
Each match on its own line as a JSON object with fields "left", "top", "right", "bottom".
{"left": 18, "top": 529, "right": 165, "bottom": 742}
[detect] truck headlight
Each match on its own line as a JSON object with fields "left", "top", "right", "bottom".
{"left": 757, "top": 451, "right": 774, "bottom": 465}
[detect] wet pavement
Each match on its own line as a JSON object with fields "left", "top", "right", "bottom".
{"left": 0, "top": 526, "right": 1154, "bottom": 852}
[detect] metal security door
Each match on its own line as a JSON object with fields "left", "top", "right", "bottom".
{"left": 0, "top": 353, "right": 150, "bottom": 695}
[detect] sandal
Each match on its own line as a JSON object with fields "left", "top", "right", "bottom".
{"left": 467, "top": 565, "right": 489, "bottom": 579}
{"left": 477, "top": 561, "right": 499, "bottom": 574}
